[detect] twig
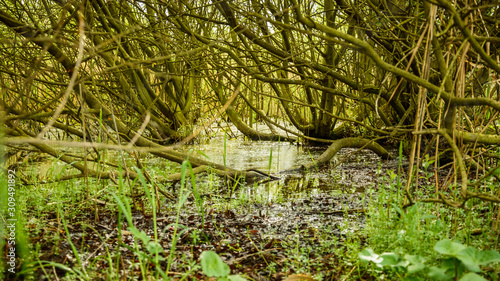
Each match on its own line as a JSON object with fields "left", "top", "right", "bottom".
{"left": 304, "top": 208, "right": 366, "bottom": 215}
{"left": 341, "top": 266, "right": 356, "bottom": 281}
{"left": 228, "top": 248, "right": 279, "bottom": 265}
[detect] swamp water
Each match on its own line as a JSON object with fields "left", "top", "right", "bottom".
{"left": 177, "top": 136, "right": 393, "bottom": 198}
{"left": 168, "top": 137, "right": 401, "bottom": 241}
{"left": 21, "top": 135, "right": 398, "bottom": 219}
{"left": 15, "top": 134, "right": 404, "bottom": 278}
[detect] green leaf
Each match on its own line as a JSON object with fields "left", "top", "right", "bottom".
{"left": 405, "top": 254, "right": 426, "bottom": 273}
{"left": 459, "top": 273, "right": 488, "bottom": 281}
{"left": 128, "top": 227, "right": 151, "bottom": 244}
{"left": 427, "top": 258, "right": 457, "bottom": 281}
{"left": 492, "top": 166, "right": 500, "bottom": 177}
{"left": 227, "top": 275, "right": 248, "bottom": 281}
{"left": 396, "top": 259, "right": 410, "bottom": 268}
{"left": 380, "top": 253, "right": 401, "bottom": 267}
{"left": 455, "top": 247, "right": 482, "bottom": 272}
{"left": 434, "top": 239, "right": 466, "bottom": 256}
{"left": 359, "top": 248, "right": 383, "bottom": 265}
{"left": 402, "top": 277, "right": 423, "bottom": 281}
{"left": 476, "top": 249, "right": 500, "bottom": 265}
{"left": 456, "top": 247, "right": 500, "bottom": 272}
{"left": 428, "top": 266, "right": 454, "bottom": 281}
{"left": 146, "top": 241, "right": 164, "bottom": 255}
{"left": 200, "top": 251, "right": 230, "bottom": 277}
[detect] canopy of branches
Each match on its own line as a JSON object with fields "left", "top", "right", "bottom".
{"left": 1, "top": 0, "right": 500, "bottom": 205}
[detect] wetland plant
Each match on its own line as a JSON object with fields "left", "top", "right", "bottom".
{"left": 200, "top": 250, "right": 247, "bottom": 280}
{"left": 359, "top": 239, "right": 500, "bottom": 280}
{"left": 359, "top": 163, "right": 500, "bottom": 280}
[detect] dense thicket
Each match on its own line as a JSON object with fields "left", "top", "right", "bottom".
{"left": 1, "top": 0, "right": 500, "bottom": 205}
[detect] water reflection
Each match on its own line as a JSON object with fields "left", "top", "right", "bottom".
{"left": 178, "top": 135, "right": 388, "bottom": 198}
{"left": 20, "top": 126, "right": 389, "bottom": 199}
{"left": 178, "top": 138, "right": 323, "bottom": 172}
{"left": 242, "top": 175, "right": 345, "bottom": 201}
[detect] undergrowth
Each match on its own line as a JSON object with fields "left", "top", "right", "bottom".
{"left": 2, "top": 147, "right": 500, "bottom": 280}
{"left": 355, "top": 165, "right": 500, "bottom": 280}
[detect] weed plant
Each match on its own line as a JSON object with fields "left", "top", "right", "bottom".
{"left": 9, "top": 140, "right": 500, "bottom": 280}
{"left": 359, "top": 168, "right": 500, "bottom": 280}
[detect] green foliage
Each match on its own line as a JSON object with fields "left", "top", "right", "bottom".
{"left": 200, "top": 251, "right": 247, "bottom": 281}
{"left": 421, "top": 154, "right": 435, "bottom": 172}
{"left": 359, "top": 239, "right": 500, "bottom": 280}
{"left": 0, "top": 171, "right": 35, "bottom": 279}
{"left": 361, "top": 155, "right": 500, "bottom": 281}
{"left": 127, "top": 227, "right": 165, "bottom": 259}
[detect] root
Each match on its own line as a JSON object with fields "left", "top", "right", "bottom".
{"left": 279, "top": 137, "right": 391, "bottom": 173}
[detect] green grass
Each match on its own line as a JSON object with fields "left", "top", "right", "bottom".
{"left": 3, "top": 147, "right": 500, "bottom": 280}
{"left": 355, "top": 167, "right": 500, "bottom": 280}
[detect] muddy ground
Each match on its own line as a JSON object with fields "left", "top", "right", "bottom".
{"left": 19, "top": 148, "right": 449, "bottom": 280}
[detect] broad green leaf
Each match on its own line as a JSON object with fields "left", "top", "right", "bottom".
{"left": 402, "top": 277, "right": 423, "bottom": 281}
{"left": 227, "top": 275, "right": 248, "bottom": 281}
{"left": 428, "top": 266, "right": 454, "bottom": 281}
{"left": 200, "top": 251, "right": 230, "bottom": 277}
{"left": 405, "top": 254, "right": 426, "bottom": 273}
{"left": 153, "top": 255, "right": 165, "bottom": 261}
{"left": 476, "top": 250, "right": 500, "bottom": 265}
{"left": 456, "top": 247, "right": 500, "bottom": 272}
{"left": 395, "top": 260, "right": 410, "bottom": 268}
{"left": 434, "top": 239, "right": 467, "bottom": 256}
{"left": 428, "top": 259, "right": 458, "bottom": 281}
{"left": 380, "top": 253, "right": 401, "bottom": 267}
{"left": 459, "top": 273, "right": 488, "bottom": 281}
{"left": 359, "top": 248, "right": 383, "bottom": 264}
{"left": 455, "top": 247, "right": 482, "bottom": 272}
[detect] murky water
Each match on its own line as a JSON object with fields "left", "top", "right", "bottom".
{"left": 17, "top": 128, "right": 398, "bottom": 251}
{"left": 178, "top": 134, "right": 396, "bottom": 200}
{"left": 18, "top": 122, "right": 398, "bottom": 198}
{"left": 178, "top": 137, "right": 322, "bottom": 172}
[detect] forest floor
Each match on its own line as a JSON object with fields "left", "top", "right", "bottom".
{"left": 19, "top": 150, "right": 403, "bottom": 280}
{"left": 9, "top": 146, "right": 497, "bottom": 280}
